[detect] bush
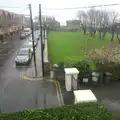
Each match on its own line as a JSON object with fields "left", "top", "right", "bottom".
{"left": 0, "top": 103, "right": 112, "bottom": 120}
{"left": 64, "top": 56, "right": 95, "bottom": 80}
{"left": 64, "top": 57, "right": 91, "bottom": 72}
{"left": 88, "top": 46, "right": 120, "bottom": 81}
{"left": 109, "top": 63, "right": 120, "bottom": 80}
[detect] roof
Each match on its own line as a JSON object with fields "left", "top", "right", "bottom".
{"left": 0, "top": 9, "right": 22, "bottom": 18}
{"left": 66, "top": 20, "right": 80, "bottom": 24}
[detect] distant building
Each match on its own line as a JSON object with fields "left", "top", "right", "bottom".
{"left": 0, "top": 9, "right": 24, "bottom": 27}
{"left": 23, "top": 17, "right": 31, "bottom": 28}
{"left": 66, "top": 20, "right": 80, "bottom": 30}
{"left": 0, "top": 9, "right": 30, "bottom": 37}
{"left": 46, "top": 17, "right": 60, "bottom": 30}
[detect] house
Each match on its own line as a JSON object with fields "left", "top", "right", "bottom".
{"left": 46, "top": 17, "right": 60, "bottom": 30}
{"left": 0, "top": 9, "right": 25, "bottom": 42}
{"left": 66, "top": 20, "right": 80, "bottom": 30}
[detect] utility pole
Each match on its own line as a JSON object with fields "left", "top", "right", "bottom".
{"left": 44, "top": 22, "right": 46, "bottom": 44}
{"left": 39, "top": 4, "right": 44, "bottom": 76}
{"left": 39, "top": 4, "right": 46, "bottom": 109}
{"left": 29, "top": 4, "right": 37, "bottom": 77}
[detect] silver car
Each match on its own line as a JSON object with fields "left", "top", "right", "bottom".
{"left": 15, "top": 48, "right": 32, "bottom": 65}
{"left": 23, "top": 42, "right": 36, "bottom": 53}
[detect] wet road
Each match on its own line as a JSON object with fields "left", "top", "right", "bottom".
{"left": 0, "top": 33, "right": 59, "bottom": 112}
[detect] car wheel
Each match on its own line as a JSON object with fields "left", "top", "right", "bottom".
{"left": 27, "top": 59, "right": 30, "bottom": 65}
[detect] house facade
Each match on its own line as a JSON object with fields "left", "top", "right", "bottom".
{"left": 66, "top": 20, "right": 80, "bottom": 30}
{"left": 0, "top": 9, "right": 29, "bottom": 37}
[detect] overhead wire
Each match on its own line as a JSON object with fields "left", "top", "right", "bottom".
{"left": 43, "top": 3, "right": 120, "bottom": 10}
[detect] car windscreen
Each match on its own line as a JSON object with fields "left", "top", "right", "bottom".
{"left": 17, "top": 50, "right": 28, "bottom": 55}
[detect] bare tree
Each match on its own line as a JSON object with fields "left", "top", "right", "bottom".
{"left": 77, "top": 10, "right": 88, "bottom": 35}
{"left": 87, "top": 8, "right": 99, "bottom": 37}
{"left": 95, "top": 10, "right": 104, "bottom": 39}
{"left": 115, "top": 19, "right": 120, "bottom": 43}
{"left": 77, "top": 8, "right": 120, "bottom": 42}
{"left": 101, "top": 10, "right": 110, "bottom": 39}
{"left": 109, "top": 11, "right": 119, "bottom": 41}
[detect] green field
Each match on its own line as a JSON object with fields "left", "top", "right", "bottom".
{"left": 48, "top": 31, "right": 115, "bottom": 64}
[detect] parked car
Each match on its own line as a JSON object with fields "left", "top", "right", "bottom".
{"left": 34, "top": 32, "right": 40, "bottom": 41}
{"left": 29, "top": 38, "right": 38, "bottom": 46}
{"left": 15, "top": 48, "right": 32, "bottom": 65}
{"left": 23, "top": 42, "right": 36, "bottom": 53}
{"left": 20, "top": 32, "right": 26, "bottom": 39}
{"left": 20, "top": 28, "right": 31, "bottom": 39}
{"left": 23, "top": 28, "right": 31, "bottom": 35}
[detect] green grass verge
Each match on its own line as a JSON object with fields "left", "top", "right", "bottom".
{"left": 0, "top": 103, "right": 112, "bottom": 120}
{"left": 48, "top": 31, "right": 114, "bottom": 64}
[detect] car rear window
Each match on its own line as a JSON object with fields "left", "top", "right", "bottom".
{"left": 18, "top": 50, "right": 28, "bottom": 55}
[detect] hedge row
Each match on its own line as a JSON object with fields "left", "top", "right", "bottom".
{"left": 0, "top": 103, "right": 111, "bottom": 120}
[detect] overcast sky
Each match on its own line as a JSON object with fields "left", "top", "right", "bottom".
{"left": 1, "top": 0, "right": 120, "bottom": 25}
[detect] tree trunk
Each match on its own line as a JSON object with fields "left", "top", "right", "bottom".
{"left": 83, "top": 29, "right": 86, "bottom": 35}
{"left": 93, "top": 30, "right": 96, "bottom": 37}
{"left": 99, "top": 31, "right": 102, "bottom": 39}
{"left": 116, "top": 32, "right": 120, "bottom": 44}
{"left": 103, "top": 32, "right": 106, "bottom": 40}
{"left": 90, "top": 31, "right": 92, "bottom": 37}
{"left": 111, "top": 33, "right": 114, "bottom": 41}
{"left": 111, "top": 27, "right": 115, "bottom": 42}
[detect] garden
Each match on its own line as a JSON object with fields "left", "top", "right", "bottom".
{"left": 48, "top": 31, "right": 120, "bottom": 85}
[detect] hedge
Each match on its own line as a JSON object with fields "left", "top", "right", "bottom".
{"left": 0, "top": 103, "right": 112, "bottom": 120}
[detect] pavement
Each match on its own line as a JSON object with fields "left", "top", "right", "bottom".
{"left": 44, "top": 31, "right": 48, "bottom": 62}
{"left": 0, "top": 31, "right": 60, "bottom": 112}
{"left": 23, "top": 30, "right": 49, "bottom": 79}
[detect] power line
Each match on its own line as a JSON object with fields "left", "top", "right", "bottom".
{"left": 43, "top": 3, "right": 120, "bottom": 10}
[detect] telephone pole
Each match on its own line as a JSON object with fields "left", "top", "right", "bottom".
{"left": 39, "top": 4, "right": 44, "bottom": 76}
{"left": 44, "top": 22, "right": 46, "bottom": 44}
{"left": 29, "top": 4, "right": 37, "bottom": 77}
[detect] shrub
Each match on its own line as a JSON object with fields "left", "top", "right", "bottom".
{"left": 88, "top": 46, "right": 120, "bottom": 80}
{"left": 64, "top": 56, "right": 92, "bottom": 72}
{"left": 0, "top": 103, "right": 112, "bottom": 120}
{"left": 64, "top": 56, "right": 95, "bottom": 80}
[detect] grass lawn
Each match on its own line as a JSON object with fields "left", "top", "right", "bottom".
{"left": 48, "top": 31, "right": 116, "bottom": 64}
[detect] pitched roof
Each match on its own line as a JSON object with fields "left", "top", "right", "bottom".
{"left": 0, "top": 9, "right": 22, "bottom": 18}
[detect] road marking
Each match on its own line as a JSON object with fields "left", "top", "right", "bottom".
{"left": 48, "top": 80, "right": 61, "bottom": 106}
{"left": 19, "top": 61, "right": 64, "bottom": 106}
{"left": 57, "top": 81, "right": 64, "bottom": 106}
{"left": 20, "top": 71, "right": 64, "bottom": 106}
{"left": 48, "top": 80, "right": 64, "bottom": 106}
{"left": 20, "top": 70, "right": 43, "bottom": 81}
